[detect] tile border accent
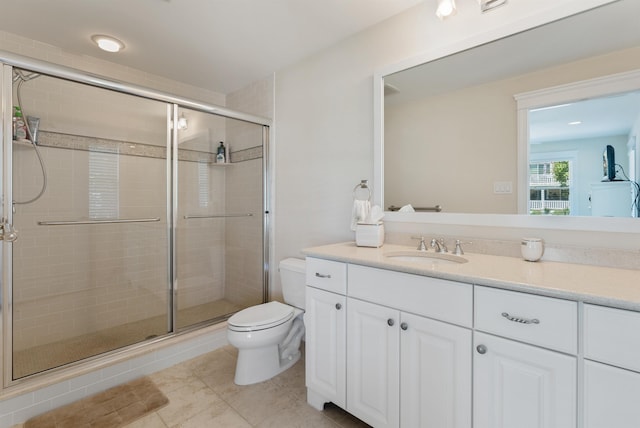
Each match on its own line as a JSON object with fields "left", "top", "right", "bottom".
{"left": 34, "top": 131, "right": 262, "bottom": 163}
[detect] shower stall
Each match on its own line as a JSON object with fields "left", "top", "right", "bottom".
{"left": 0, "top": 54, "right": 270, "bottom": 385}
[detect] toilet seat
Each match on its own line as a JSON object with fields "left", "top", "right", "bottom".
{"left": 228, "top": 301, "right": 294, "bottom": 332}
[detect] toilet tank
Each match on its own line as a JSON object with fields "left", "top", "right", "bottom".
{"left": 279, "top": 258, "right": 306, "bottom": 310}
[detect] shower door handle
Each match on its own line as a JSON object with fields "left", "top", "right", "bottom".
{"left": 0, "top": 222, "right": 18, "bottom": 242}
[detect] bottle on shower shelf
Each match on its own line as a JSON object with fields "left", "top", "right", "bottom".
{"left": 13, "top": 106, "right": 27, "bottom": 140}
{"left": 216, "top": 141, "right": 226, "bottom": 163}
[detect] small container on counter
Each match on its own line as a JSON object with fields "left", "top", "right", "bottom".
{"left": 356, "top": 222, "right": 384, "bottom": 248}
{"left": 521, "top": 238, "right": 544, "bottom": 262}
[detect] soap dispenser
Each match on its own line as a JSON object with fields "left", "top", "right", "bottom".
{"left": 216, "top": 142, "right": 226, "bottom": 163}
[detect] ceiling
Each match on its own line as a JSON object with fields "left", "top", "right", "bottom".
{"left": 0, "top": 0, "right": 423, "bottom": 94}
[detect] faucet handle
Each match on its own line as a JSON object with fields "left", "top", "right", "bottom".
{"left": 453, "top": 240, "right": 472, "bottom": 256}
{"left": 411, "top": 236, "right": 428, "bottom": 251}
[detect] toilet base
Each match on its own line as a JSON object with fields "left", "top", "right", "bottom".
{"left": 234, "top": 345, "right": 301, "bottom": 385}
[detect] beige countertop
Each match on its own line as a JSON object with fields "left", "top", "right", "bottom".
{"left": 302, "top": 242, "right": 640, "bottom": 311}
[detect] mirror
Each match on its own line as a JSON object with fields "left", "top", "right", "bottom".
{"left": 381, "top": 0, "right": 640, "bottom": 218}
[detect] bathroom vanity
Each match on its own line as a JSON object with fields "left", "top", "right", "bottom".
{"left": 302, "top": 242, "right": 640, "bottom": 428}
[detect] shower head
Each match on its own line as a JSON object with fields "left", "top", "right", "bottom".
{"left": 12, "top": 69, "right": 40, "bottom": 83}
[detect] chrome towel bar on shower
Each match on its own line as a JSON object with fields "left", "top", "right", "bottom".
{"left": 38, "top": 217, "right": 161, "bottom": 226}
{"left": 184, "top": 213, "right": 254, "bottom": 219}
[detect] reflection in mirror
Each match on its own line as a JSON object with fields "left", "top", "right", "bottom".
{"left": 525, "top": 90, "right": 640, "bottom": 217}
{"left": 382, "top": 0, "right": 640, "bottom": 217}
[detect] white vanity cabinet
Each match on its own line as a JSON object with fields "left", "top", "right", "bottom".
{"left": 583, "top": 304, "right": 640, "bottom": 428}
{"left": 473, "top": 286, "right": 578, "bottom": 428}
{"left": 347, "top": 264, "right": 473, "bottom": 428}
{"left": 303, "top": 245, "right": 640, "bottom": 428}
{"left": 346, "top": 297, "right": 400, "bottom": 428}
{"left": 304, "top": 258, "right": 347, "bottom": 410}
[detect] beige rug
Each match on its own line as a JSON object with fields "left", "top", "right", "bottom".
{"left": 24, "top": 377, "right": 168, "bottom": 428}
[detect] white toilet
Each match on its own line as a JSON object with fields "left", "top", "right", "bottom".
{"left": 227, "top": 258, "right": 306, "bottom": 385}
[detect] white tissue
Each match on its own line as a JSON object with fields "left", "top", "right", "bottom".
{"left": 364, "top": 205, "right": 384, "bottom": 224}
{"left": 350, "top": 200, "right": 371, "bottom": 231}
{"left": 398, "top": 204, "right": 415, "bottom": 212}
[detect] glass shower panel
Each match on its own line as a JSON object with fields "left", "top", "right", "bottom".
{"left": 11, "top": 70, "right": 170, "bottom": 379}
{"left": 175, "top": 108, "right": 265, "bottom": 330}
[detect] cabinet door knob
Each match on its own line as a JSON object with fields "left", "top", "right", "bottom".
{"left": 400, "top": 322, "right": 408, "bottom": 330}
{"left": 387, "top": 319, "right": 395, "bottom": 327}
{"left": 476, "top": 344, "right": 487, "bottom": 355}
{"left": 335, "top": 303, "right": 342, "bottom": 310}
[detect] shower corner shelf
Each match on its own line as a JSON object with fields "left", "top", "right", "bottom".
{"left": 209, "top": 162, "right": 233, "bottom": 166}
{"left": 13, "top": 139, "right": 34, "bottom": 147}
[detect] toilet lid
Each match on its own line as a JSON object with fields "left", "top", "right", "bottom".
{"left": 228, "top": 301, "right": 294, "bottom": 331}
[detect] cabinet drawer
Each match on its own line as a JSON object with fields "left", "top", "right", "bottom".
{"left": 474, "top": 286, "right": 577, "bottom": 354}
{"left": 348, "top": 264, "right": 472, "bottom": 327}
{"left": 305, "top": 257, "right": 347, "bottom": 294}
{"left": 584, "top": 304, "right": 640, "bottom": 372}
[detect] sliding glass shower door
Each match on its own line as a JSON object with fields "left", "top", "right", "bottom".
{"left": 3, "top": 63, "right": 269, "bottom": 382}
{"left": 174, "top": 107, "right": 267, "bottom": 330}
{"left": 9, "top": 69, "right": 171, "bottom": 379}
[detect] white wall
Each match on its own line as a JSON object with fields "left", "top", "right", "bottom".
{"left": 272, "top": 0, "right": 628, "bottom": 298}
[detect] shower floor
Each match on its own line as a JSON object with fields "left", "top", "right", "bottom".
{"left": 13, "top": 299, "right": 243, "bottom": 379}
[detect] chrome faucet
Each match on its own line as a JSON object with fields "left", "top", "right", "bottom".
{"left": 430, "top": 238, "right": 448, "bottom": 253}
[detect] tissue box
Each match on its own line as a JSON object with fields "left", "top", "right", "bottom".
{"left": 356, "top": 222, "right": 384, "bottom": 248}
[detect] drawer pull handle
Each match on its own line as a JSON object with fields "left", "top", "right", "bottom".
{"left": 335, "top": 303, "right": 342, "bottom": 310}
{"left": 400, "top": 322, "right": 408, "bottom": 331}
{"left": 502, "top": 312, "right": 540, "bottom": 325}
{"left": 315, "top": 272, "right": 332, "bottom": 279}
{"left": 387, "top": 319, "right": 395, "bottom": 327}
{"left": 476, "top": 344, "right": 487, "bottom": 354}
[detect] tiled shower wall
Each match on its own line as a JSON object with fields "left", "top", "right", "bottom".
{"left": 12, "top": 132, "right": 232, "bottom": 350}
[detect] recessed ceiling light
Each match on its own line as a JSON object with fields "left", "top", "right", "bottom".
{"left": 91, "top": 35, "right": 125, "bottom": 53}
{"left": 568, "top": 121, "right": 582, "bottom": 125}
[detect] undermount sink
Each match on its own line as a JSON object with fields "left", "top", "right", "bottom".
{"left": 384, "top": 250, "right": 468, "bottom": 265}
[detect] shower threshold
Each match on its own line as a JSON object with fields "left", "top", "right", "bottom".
{"left": 13, "top": 299, "right": 242, "bottom": 379}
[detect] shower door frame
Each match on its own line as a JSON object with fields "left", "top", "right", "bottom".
{"left": 0, "top": 50, "right": 272, "bottom": 389}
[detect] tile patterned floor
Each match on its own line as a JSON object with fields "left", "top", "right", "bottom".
{"left": 19, "top": 345, "right": 370, "bottom": 428}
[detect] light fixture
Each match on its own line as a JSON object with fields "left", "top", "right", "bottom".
{"left": 91, "top": 35, "right": 125, "bottom": 53}
{"left": 436, "top": 0, "right": 457, "bottom": 20}
{"left": 478, "top": 0, "right": 507, "bottom": 13}
{"left": 177, "top": 114, "right": 188, "bottom": 130}
{"left": 568, "top": 121, "right": 582, "bottom": 126}
{"left": 436, "top": 0, "right": 507, "bottom": 20}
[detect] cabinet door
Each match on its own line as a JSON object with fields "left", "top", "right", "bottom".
{"left": 347, "top": 298, "right": 400, "bottom": 428}
{"left": 304, "top": 286, "right": 346, "bottom": 410}
{"left": 400, "top": 312, "right": 472, "bottom": 428}
{"left": 473, "top": 332, "right": 576, "bottom": 428}
{"left": 584, "top": 360, "right": 640, "bottom": 428}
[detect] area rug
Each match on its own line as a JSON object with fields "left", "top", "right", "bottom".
{"left": 24, "top": 376, "right": 168, "bottom": 428}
